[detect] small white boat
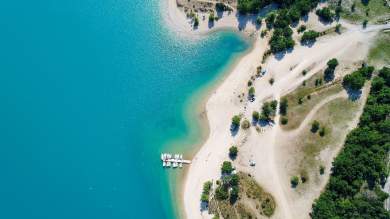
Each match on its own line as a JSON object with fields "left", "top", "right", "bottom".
{"left": 166, "top": 161, "right": 171, "bottom": 167}
{"left": 179, "top": 163, "right": 183, "bottom": 168}
{"left": 163, "top": 161, "right": 167, "bottom": 167}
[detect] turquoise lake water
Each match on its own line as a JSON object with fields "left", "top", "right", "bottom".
{"left": 0, "top": 0, "right": 249, "bottom": 218}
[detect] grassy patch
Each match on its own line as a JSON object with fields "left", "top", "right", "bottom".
{"left": 333, "top": 0, "right": 390, "bottom": 23}
{"left": 281, "top": 73, "right": 343, "bottom": 130}
{"left": 293, "top": 97, "right": 361, "bottom": 181}
{"left": 368, "top": 32, "right": 390, "bottom": 67}
{"left": 209, "top": 172, "right": 276, "bottom": 218}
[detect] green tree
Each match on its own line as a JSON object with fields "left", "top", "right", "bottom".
{"left": 232, "top": 115, "right": 241, "bottom": 127}
{"left": 229, "top": 146, "right": 238, "bottom": 158}
{"left": 291, "top": 176, "right": 299, "bottom": 187}
{"left": 279, "top": 98, "right": 288, "bottom": 115}
{"left": 316, "top": 7, "right": 334, "bottom": 22}
{"left": 249, "top": 86, "right": 255, "bottom": 96}
{"left": 297, "top": 25, "right": 307, "bottom": 33}
{"left": 301, "top": 30, "right": 320, "bottom": 43}
{"left": 221, "top": 161, "right": 234, "bottom": 175}
{"left": 281, "top": 117, "right": 288, "bottom": 125}
{"left": 311, "top": 120, "right": 320, "bottom": 133}
{"left": 252, "top": 111, "right": 260, "bottom": 121}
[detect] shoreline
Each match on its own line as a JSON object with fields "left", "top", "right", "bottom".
{"left": 160, "top": 1, "right": 259, "bottom": 218}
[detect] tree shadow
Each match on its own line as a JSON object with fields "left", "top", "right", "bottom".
{"left": 230, "top": 124, "right": 239, "bottom": 136}
{"left": 300, "top": 40, "right": 316, "bottom": 48}
{"left": 208, "top": 20, "right": 215, "bottom": 29}
{"left": 324, "top": 68, "right": 335, "bottom": 82}
{"left": 200, "top": 201, "right": 208, "bottom": 212}
{"left": 345, "top": 87, "right": 362, "bottom": 101}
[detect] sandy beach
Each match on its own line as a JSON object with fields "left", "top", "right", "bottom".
{"left": 163, "top": 1, "right": 390, "bottom": 218}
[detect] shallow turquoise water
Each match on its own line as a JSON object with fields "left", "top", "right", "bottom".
{"left": 0, "top": 0, "right": 248, "bottom": 218}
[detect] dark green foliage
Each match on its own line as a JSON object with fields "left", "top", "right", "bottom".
{"left": 237, "top": 0, "right": 263, "bottom": 14}
{"left": 269, "top": 26, "right": 295, "bottom": 53}
{"left": 194, "top": 16, "right": 199, "bottom": 27}
{"left": 291, "top": 176, "right": 299, "bottom": 188}
{"left": 363, "top": 19, "right": 368, "bottom": 28}
{"left": 269, "top": 78, "right": 275, "bottom": 85}
{"left": 229, "top": 146, "right": 238, "bottom": 158}
{"left": 324, "top": 58, "right": 339, "bottom": 81}
{"left": 229, "top": 174, "right": 240, "bottom": 186}
{"left": 230, "top": 186, "right": 239, "bottom": 203}
{"left": 201, "top": 181, "right": 212, "bottom": 203}
{"left": 261, "top": 100, "right": 278, "bottom": 121}
{"left": 249, "top": 86, "right": 255, "bottom": 96}
{"left": 316, "top": 7, "right": 334, "bottom": 22}
{"left": 265, "top": 13, "right": 276, "bottom": 29}
{"left": 215, "top": 184, "right": 229, "bottom": 200}
{"left": 279, "top": 98, "right": 288, "bottom": 115}
{"left": 221, "top": 161, "right": 234, "bottom": 175}
{"left": 342, "top": 66, "right": 374, "bottom": 91}
{"left": 209, "top": 12, "right": 215, "bottom": 22}
{"left": 311, "top": 67, "right": 390, "bottom": 219}
{"left": 378, "top": 67, "right": 390, "bottom": 86}
{"left": 335, "top": 24, "right": 341, "bottom": 33}
{"left": 252, "top": 111, "right": 260, "bottom": 121}
{"left": 215, "top": 2, "right": 231, "bottom": 11}
{"left": 311, "top": 120, "right": 320, "bottom": 133}
{"left": 319, "top": 127, "right": 326, "bottom": 137}
{"left": 232, "top": 115, "right": 241, "bottom": 127}
{"left": 302, "top": 69, "right": 307, "bottom": 75}
{"left": 281, "top": 117, "right": 288, "bottom": 125}
{"left": 319, "top": 165, "right": 325, "bottom": 175}
{"left": 297, "top": 25, "right": 307, "bottom": 33}
{"left": 301, "top": 30, "right": 320, "bottom": 43}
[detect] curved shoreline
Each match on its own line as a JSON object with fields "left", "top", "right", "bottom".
{"left": 160, "top": 1, "right": 259, "bottom": 218}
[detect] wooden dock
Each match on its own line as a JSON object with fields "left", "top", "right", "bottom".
{"left": 161, "top": 153, "right": 191, "bottom": 168}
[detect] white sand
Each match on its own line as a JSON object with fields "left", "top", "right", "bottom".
{"left": 162, "top": 1, "right": 390, "bottom": 218}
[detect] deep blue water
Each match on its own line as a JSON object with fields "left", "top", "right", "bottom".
{"left": 0, "top": 0, "right": 248, "bottom": 218}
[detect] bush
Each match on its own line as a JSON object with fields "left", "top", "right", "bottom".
{"left": 363, "top": 19, "right": 368, "bottom": 28}
{"left": 237, "top": 0, "right": 262, "bottom": 14}
{"left": 335, "top": 24, "right": 341, "bottom": 33}
{"left": 249, "top": 87, "right": 255, "bottom": 96}
{"left": 209, "top": 12, "right": 215, "bottom": 22}
{"left": 316, "top": 7, "right": 334, "bottom": 22}
{"left": 221, "top": 161, "right": 233, "bottom": 175}
{"left": 232, "top": 115, "right": 241, "bottom": 127}
{"left": 201, "top": 193, "right": 209, "bottom": 202}
{"left": 311, "top": 120, "right": 320, "bottom": 133}
{"left": 297, "top": 25, "right": 307, "bottom": 33}
{"left": 229, "top": 146, "right": 238, "bottom": 158}
{"left": 291, "top": 176, "right": 299, "bottom": 187}
{"left": 230, "top": 186, "right": 239, "bottom": 204}
{"left": 194, "top": 16, "right": 199, "bottom": 27}
{"left": 241, "top": 119, "right": 250, "bottom": 129}
{"left": 279, "top": 98, "right": 288, "bottom": 115}
{"left": 302, "top": 69, "right": 307, "bottom": 76}
{"left": 269, "top": 78, "right": 275, "bottom": 85}
{"left": 319, "top": 165, "right": 325, "bottom": 175}
{"left": 342, "top": 71, "right": 366, "bottom": 90}
{"left": 327, "top": 58, "right": 339, "bottom": 69}
{"left": 215, "top": 184, "right": 229, "bottom": 200}
{"left": 301, "top": 30, "right": 320, "bottom": 43}
{"left": 281, "top": 117, "right": 288, "bottom": 125}
{"left": 252, "top": 111, "right": 260, "bottom": 121}
{"left": 201, "top": 181, "right": 212, "bottom": 203}
{"left": 319, "top": 127, "right": 326, "bottom": 137}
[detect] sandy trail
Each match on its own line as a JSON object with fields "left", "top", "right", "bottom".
{"left": 162, "top": 2, "right": 390, "bottom": 218}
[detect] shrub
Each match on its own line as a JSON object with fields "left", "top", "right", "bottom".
{"left": 302, "top": 69, "right": 307, "bottom": 76}
{"left": 319, "top": 127, "right": 326, "bottom": 137}
{"left": 327, "top": 58, "right": 339, "bottom": 69}
{"left": 316, "top": 7, "right": 334, "bottom": 22}
{"left": 229, "top": 146, "right": 238, "bottom": 158}
{"left": 249, "top": 87, "right": 255, "bottom": 96}
{"left": 279, "top": 98, "right": 288, "bottom": 115}
{"left": 209, "top": 12, "right": 215, "bottom": 22}
{"left": 252, "top": 111, "right": 260, "bottom": 121}
{"left": 319, "top": 165, "right": 325, "bottom": 175}
{"left": 232, "top": 115, "right": 241, "bottom": 127}
{"left": 301, "top": 30, "right": 320, "bottom": 43}
{"left": 291, "top": 176, "right": 299, "bottom": 187}
{"left": 269, "top": 78, "right": 275, "bottom": 85}
{"left": 194, "top": 16, "right": 199, "bottom": 27}
{"left": 363, "top": 19, "right": 368, "bottom": 28}
{"left": 297, "top": 25, "right": 307, "bottom": 33}
{"left": 201, "top": 193, "right": 209, "bottom": 202}
{"left": 342, "top": 71, "right": 366, "bottom": 90}
{"left": 281, "top": 117, "right": 288, "bottom": 125}
{"left": 241, "top": 119, "right": 250, "bottom": 129}
{"left": 335, "top": 24, "right": 341, "bottom": 33}
{"left": 311, "top": 120, "right": 320, "bottom": 133}
{"left": 215, "top": 184, "right": 229, "bottom": 200}
{"left": 230, "top": 186, "right": 239, "bottom": 204}
{"left": 221, "top": 161, "right": 233, "bottom": 175}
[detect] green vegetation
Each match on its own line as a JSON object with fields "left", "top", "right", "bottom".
{"left": 229, "top": 146, "right": 238, "bottom": 159}
{"left": 311, "top": 120, "right": 320, "bottom": 133}
{"left": 281, "top": 117, "right": 288, "bottom": 125}
{"left": 279, "top": 98, "right": 288, "bottom": 115}
{"left": 249, "top": 86, "right": 255, "bottom": 96}
{"left": 301, "top": 30, "right": 320, "bottom": 43}
{"left": 319, "top": 165, "right": 325, "bottom": 175}
{"left": 209, "top": 172, "right": 276, "bottom": 218}
{"left": 201, "top": 181, "right": 213, "bottom": 203}
{"left": 281, "top": 73, "right": 343, "bottom": 130}
{"left": 232, "top": 115, "right": 241, "bottom": 127}
{"left": 311, "top": 67, "right": 390, "bottom": 219}
{"left": 319, "top": 127, "right": 326, "bottom": 137}
{"left": 261, "top": 100, "right": 278, "bottom": 121}
{"left": 209, "top": 12, "right": 216, "bottom": 22}
{"left": 291, "top": 176, "right": 300, "bottom": 187}
{"left": 269, "top": 78, "right": 275, "bottom": 85}
{"left": 221, "top": 161, "right": 234, "bottom": 175}
{"left": 194, "top": 16, "right": 199, "bottom": 27}
{"left": 335, "top": 0, "right": 390, "bottom": 23}
{"left": 252, "top": 111, "right": 260, "bottom": 121}
{"left": 368, "top": 32, "right": 390, "bottom": 66}
{"left": 342, "top": 65, "right": 374, "bottom": 91}
{"left": 297, "top": 24, "right": 307, "bottom": 33}
{"left": 335, "top": 23, "right": 341, "bottom": 33}
{"left": 316, "top": 7, "right": 335, "bottom": 22}
{"left": 324, "top": 58, "right": 339, "bottom": 82}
